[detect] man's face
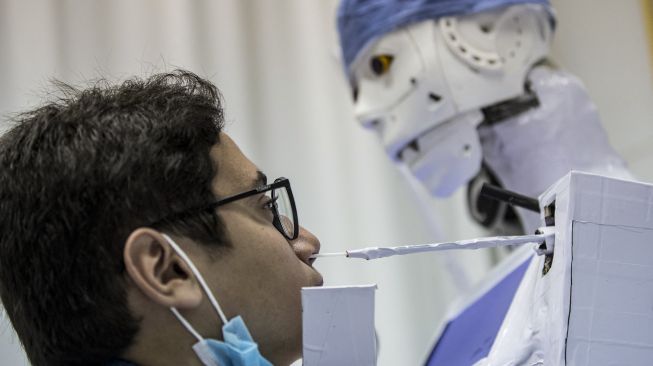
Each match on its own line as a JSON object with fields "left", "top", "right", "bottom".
{"left": 189, "top": 133, "right": 323, "bottom": 362}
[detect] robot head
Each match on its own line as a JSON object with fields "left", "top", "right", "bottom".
{"left": 338, "top": 0, "right": 554, "bottom": 197}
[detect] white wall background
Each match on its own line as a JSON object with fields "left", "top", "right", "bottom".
{"left": 550, "top": 0, "right": 653, "bottom": 183}
{"left": 0, "top": 1, "right": 651, "bottom": 365}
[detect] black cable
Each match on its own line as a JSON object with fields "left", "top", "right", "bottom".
{"left": 480, "top": 183, "right": 540, "bottom": 213}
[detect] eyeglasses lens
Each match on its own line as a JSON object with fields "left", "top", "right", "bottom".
{"left": 272, "top": 186, "right": 294, "bottom": 238}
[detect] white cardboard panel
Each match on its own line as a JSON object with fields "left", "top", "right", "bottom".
{"left": 302, "top": 285, "right": 377, "bottom": 366}
{"left": 567, "top": 179, "right": 653, "bottom": 365}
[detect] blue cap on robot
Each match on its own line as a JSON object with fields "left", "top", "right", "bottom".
{"left": 337, "top": 0, "right": 555, "bottom": 75}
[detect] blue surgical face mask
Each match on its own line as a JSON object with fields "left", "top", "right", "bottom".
{"left": 163, "top": 234, "right": 273, "bottom": 366}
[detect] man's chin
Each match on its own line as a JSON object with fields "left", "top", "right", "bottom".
{"left": 304, "top": 270, "right": 323, "bottom": 288}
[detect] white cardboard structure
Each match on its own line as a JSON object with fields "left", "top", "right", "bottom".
{"left": 302, "top": 285, "right": 377, "bottom": 366}
{"left": 303, "top": 172, "right": 653, "bottom": 365}
{"left": 478, "top": 171, "right": 653, "bottom": 365}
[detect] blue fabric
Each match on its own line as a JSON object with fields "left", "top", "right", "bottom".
{"left": 425, "top": 255, "right": 532, "bottom": 365}
{"left": 337, "top": 0, "right": 554, "bottom": 73}
{"left": 102, "top": 316, "right": 271, "bottom": 366}
{"left": 195, "top": 315, "right": 273, "bottom": 366}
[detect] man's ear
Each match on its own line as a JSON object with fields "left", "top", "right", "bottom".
{"left": 123, "top": 228, "right": 202, "bottom": 309}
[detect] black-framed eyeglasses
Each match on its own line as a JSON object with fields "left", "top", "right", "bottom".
{"left": 150, "top": 177, "right": 299, "bottom": 241}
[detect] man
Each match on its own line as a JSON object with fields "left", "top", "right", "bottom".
{"left": 0, "top": 70, "right": 323, "bottom": 366}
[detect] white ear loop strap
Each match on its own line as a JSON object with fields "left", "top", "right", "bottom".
{"left": 170, "top": 307, "right": 204, "bottom": 342}
{"left": 162, "top": 234, "right": 229, "bottom": 336}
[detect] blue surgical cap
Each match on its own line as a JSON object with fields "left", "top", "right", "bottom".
{"left": 337, "top": 0, "right": 554, "bottom": 73}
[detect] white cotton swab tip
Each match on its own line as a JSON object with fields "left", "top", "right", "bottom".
{"left": 309, "top": 252, "right": 347, "bottom": 259}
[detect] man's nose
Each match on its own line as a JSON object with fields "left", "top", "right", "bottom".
{"left": 291, "top": 227, "right": 321, "bottom": 264}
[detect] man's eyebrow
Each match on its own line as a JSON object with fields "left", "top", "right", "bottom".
{"left": 252, "top": 170, "right": 268, "bottom": 190}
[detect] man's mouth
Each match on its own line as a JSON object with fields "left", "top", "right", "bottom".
{"left": 307, "top": 252, "right": 324, "bottom": 286}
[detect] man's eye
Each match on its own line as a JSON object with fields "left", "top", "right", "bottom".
{"left": 264, "top": 195, "right": 279, "bottom": 211}
{"left": 370, "top": 54, "right": 394, "bottom": 76}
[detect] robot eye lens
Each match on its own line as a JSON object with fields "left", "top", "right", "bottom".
{"left": 370, "top": 55, "right": 394, "bottom": 76}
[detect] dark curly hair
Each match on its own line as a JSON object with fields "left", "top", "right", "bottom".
{"left": 0, "top": 70, "right": 227, "bottom": 366}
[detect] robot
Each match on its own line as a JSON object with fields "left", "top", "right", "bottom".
{"left": 336, "top": 0, "right": 640, "bottom": 364}
{"left": 336, "top": 0, "right": 633, "bottom": 235}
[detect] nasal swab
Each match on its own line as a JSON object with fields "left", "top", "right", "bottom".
{"left": 310, "top": 251, "right": 347, "bottom": 258}
{"left": 309, "top": 232, "right": 552, "bottom": 261}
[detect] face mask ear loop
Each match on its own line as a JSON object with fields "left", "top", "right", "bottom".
{"left": 162, "top": 234, "right": 229, "bottom": 325}
{"left": 170, "top": 307, "right": 204, "bottom": 342}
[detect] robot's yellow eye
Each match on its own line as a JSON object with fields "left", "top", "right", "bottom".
{"left": 370, "top": 55, "right": 394, "bottom": 76}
